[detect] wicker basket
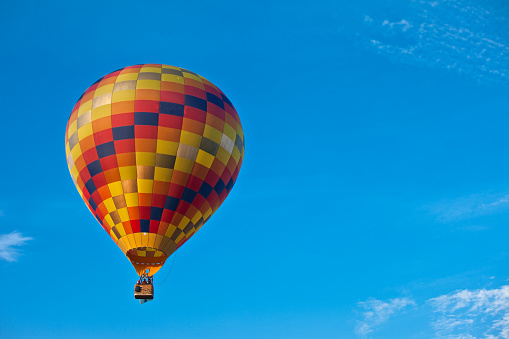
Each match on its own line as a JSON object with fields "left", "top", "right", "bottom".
{"left": 134, "top": 283, "right": 154, "bottom": 299}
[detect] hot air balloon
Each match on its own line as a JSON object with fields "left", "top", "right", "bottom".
{"left": 65, "top": 64, "right": 244, "bottom": 301}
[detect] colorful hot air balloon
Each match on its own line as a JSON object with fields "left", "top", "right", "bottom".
{"left": 65, "top": 64, "right": 244, "bottom": 292}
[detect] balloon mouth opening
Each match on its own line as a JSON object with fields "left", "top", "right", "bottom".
{"left": 126, "top": 247, "right": 167, "bottom": 276}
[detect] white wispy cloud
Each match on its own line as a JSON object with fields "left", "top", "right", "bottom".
{"left": 355, "top": 285, "right": 509, "bottom": 338}
{"left": 360, "top": 0, "right": 509, "bottom": 83}
{"left": 382, "top": 19, "right": 412, "bottom": 32}
{"left": 426, "top": 193, "right": 509, "bottom": 223}
{"left": 428, "top": 285, "right": 509, "bottom": 338}
{"left": 356, "top": 297, "right": 416, "bottom": 336}
{"left": 0, "top": 231, "right": 33, "bottom": 262}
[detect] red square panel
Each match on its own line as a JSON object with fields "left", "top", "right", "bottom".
{"left": 100, "top": 155, "right": 118, "bottom": 171}
{"left": 186, "top": 175, "right": 203, "bottom": 192}
{"left": 184, "top": 85, "right": 206, "bottom": 100}
{"left": 135, "top": 100, "right": 159, "bottom": 113}
{"left": 161, "top": 91, "right": 185, "bottom": 104}
{"left": 159, "top": 115, "right": 183, "bottom": 129}
{"left": 149, "top": 220, "right": 160, "bottom": 233}
{"left": 82, "top": 148, "right": 99, "bottom": 165}
{"left": 184, "top": 107, "right": 207, "bottom": 123}
{"left": 115, "top": 139, "right": 135, "bottom": 154}
{"left": 135, "top": 125, "right": 158, "bottom": 139}
{"left": 94, "top": 129, "right": 113, "bottom": 145}
{"left": 131, "top": 219, "right": 141, "bottom": 233}
{"left": 93, "top": 173, "right": 108, "bottom": 189}
{"left": 161, "top": 210, "right": 175, "bottom": 225}
{"left": 151, "top": 194, "right": 166, "bottom": 208}
{"left": 112, "top": 113, "right": 134, "bottom": 127}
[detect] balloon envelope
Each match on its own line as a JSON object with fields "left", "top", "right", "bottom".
{"left": 65, "top": 64, "right": 244, "bottom": 275}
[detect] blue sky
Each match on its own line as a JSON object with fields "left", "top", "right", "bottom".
{"left": 1, "top": 0, "right": 509, "bottom": 338}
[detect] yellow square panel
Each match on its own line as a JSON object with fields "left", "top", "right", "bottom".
{"left": 195, "top": 149, "right": 215, "bottom": 168}
{"left": 164, "top": 225, "right": 177, "bottom": 238}
{"left": 156, "top": 140, "right": 179, "bottom": 156}
{"left": 91, "top": 105, "right": 111, "bottom": 121}
{"left": 231, "top": 147, "right": 241, "bottom": 163}
{"left": 216, "top": 147, "right": 230, "bottom": 166}
{"left": 112, "top": 90, "right": 136, "bottom": 103}
{"left": 71, "top": 144, "right": 82, "bottom": 163}
{"left": 140, "top": 67, "right": 161, "bottom": 73}
{"left": 185, "top": 228, "right": 196, "bottom": 238}
{"left": 116, "top": 224, "right": 127, "bottom": 237}
{"left": 68, "top": 120, "right": 78, "bottom": 135}
{"left": 125, "top": 193, "right": 138, "bottom": 207}
{"left": 175, "top": 232, "right": 185, "bottom": 243}
{"left": 191, "top": 211, "right": 203, "bottom": 224}
{"left": 173, "top": 158, "right": 194, "bottom": 173}
{"left": 103, "top": 198, "right": 116, "bottom": 213}
{"left": 182, "top": 72, "right": 201, "bottom": 82}
{"left": 119, "top": 166, "right": 137, "bottom": 180}
{"left": 203, "top": 125, "right": 222, "bottom": 144}
{"left": 136, "top": 152, "right": 156, "bottom": 166}
{"left": 137, "top": 179, "right": 153, "bottom": 193}
{"left": 94, "top": 84, "right": 114, "bottom": 97}
{"left": 180, "top": 131, "right": 201, "bottom": 147}
{"left": 103, "top": 214, "right": 114, "bottom": 229}
{"left": 161, "top": 74, "right": 184, "bottom": 84}
{"left": 70, "top": 166, "right": 79, "bottom": 179}
{"left": 136, "top": 80, "right": 161, "bottom": 90}
{"left": 78, "top": 100, "right": 92, "bottom": 116}
{"left": 178, "top": 216, "right": 190, "bottom": 230}
{"left": 77, "top": 123, "right": 93, "bottom": 140}
{"left": 108, "top": 181, "right": 124, "bottom": 196}
{"left": 154, "top": 167, "right": 173, "bottom": 182}
{"left": 162, "top": 65, "right": 180, "bottom": 70}
{"left": 116, "top": 73, "right": 139, "bottom": 82}
{"left": 236, "top": 123, "right": 244, "bottom": 137}
{"left": 222, "top": 123, "right": 237, "bottom": 141}
{"left": 118, "top": 207, "right": 130, "bottom": 222}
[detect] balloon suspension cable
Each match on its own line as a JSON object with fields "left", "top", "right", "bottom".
{"left": 155, "top": 252, "right": 177, "bottom": 286}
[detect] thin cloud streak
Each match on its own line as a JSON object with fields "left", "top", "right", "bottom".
{"left": 359, "top": 0, "right": 509, "bottom": 84}
{"left": 0, "top": 231, "right": 33, "bottom": 262}
{"left": 426, "top": 193, "right": 509, "bottom": 223}
{"left": 356, "top": 297, "right": 416, "bottom": 336}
